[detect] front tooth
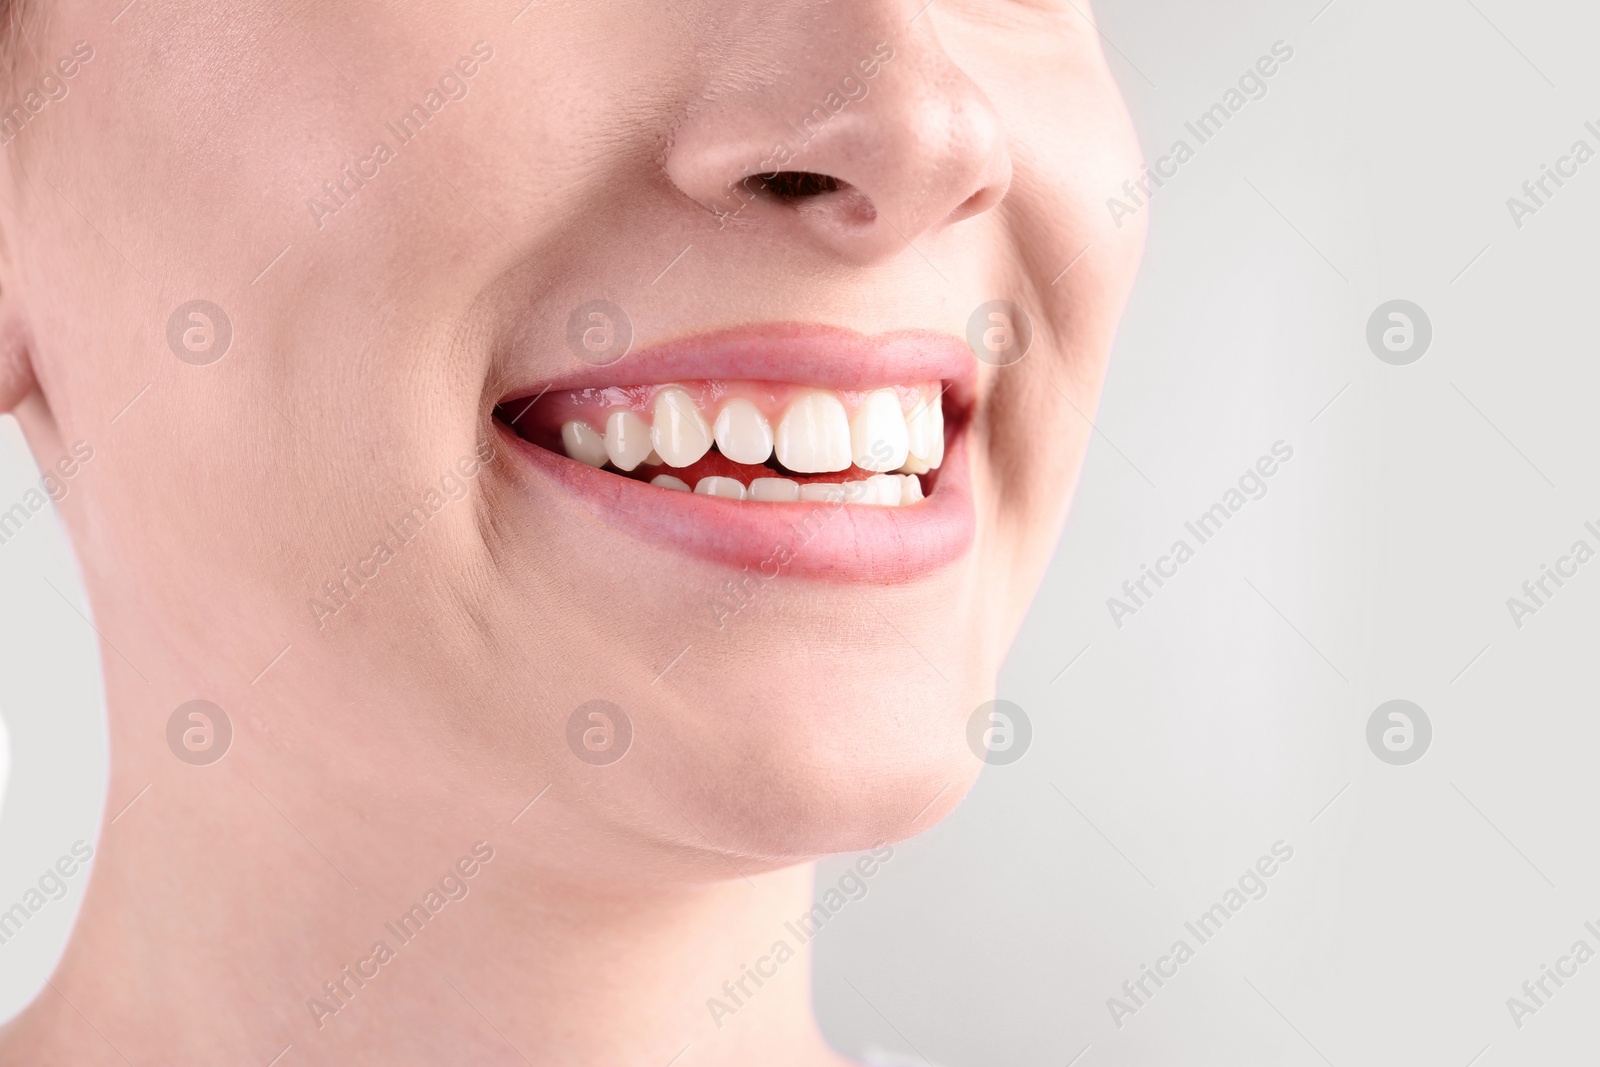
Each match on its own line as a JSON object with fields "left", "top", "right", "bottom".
{"left": 749, "top": 477, "right": 800, "bottom": 502}
{"left": 605, "top": 409, "right": 653, "bottom": 471}
{"left": 798, "top": 483, "right": 846, "bottom": 503}
{"left": 851, "top": 389, "right": 909, "bottom": 472}
{"left": 900, "top": 474, "right": 924, "bottom": 503}
{"left": 843, "top": 479, "right": 872, "bottom": 503}
{"left": 694, "top": 476, "right": 746, "bottom": 500}
{"left": 713, "top": 399, "right": 774, "bottom": 465}
{"left": 775, "top": 391, "right": 852, "bottom": 473}
{"left": 651, "top": 387, "right": 713, "bottom": 468}
{"left": 905, "top": 393, "right": 944, "bottom": 469}
{"left": 867, "top": 473, "right": 902, "bottom": 506}
{"left": 651, "top": 474, "right": 691, "bottom": 491}
{"left": 561, "top": 421, "right": 609, "bottom": 467}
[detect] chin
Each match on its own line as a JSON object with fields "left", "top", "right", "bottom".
{"left": 541, "top": 642, "right": 996, "bottom": 867}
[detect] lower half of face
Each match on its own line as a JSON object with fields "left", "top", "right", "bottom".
{"left": 10, "top": 0, "right": 1144, "bottom": 862}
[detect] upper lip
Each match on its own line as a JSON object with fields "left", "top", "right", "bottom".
{"left": 496, "top": 322, "right": 979, "bottom": 406}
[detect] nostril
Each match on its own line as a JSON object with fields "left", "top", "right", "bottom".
{"left": 754, "top": 171, "right": 843, "bottom": 200}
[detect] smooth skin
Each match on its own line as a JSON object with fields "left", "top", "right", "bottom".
{"left": 0, "top": 0, "right": 1144, "bottom": 1063}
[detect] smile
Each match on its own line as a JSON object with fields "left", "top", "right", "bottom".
{"left": 493, "top": 324, "right": 978, "bottom": 580}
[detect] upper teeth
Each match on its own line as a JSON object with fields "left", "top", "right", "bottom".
{"left": 774, "top": 391, "right": 854, "bottom": 474}
{"left": 650, "top": 387, "right": 713, "bottom": 468}
{"left": 712, "top": 398, "right": 775, "bottom": 465}
{"left": 603, "top": 409, "right": 653, "bottom": 472}
{"left": 558, "top": 384, "right": 943, "bottom": 479}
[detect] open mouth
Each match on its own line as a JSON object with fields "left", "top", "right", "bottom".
{"left": 496, "top": 380, "right": 948, "bottom": 506}
{"left": 491, "top": 324, "right": 977, "bottom": 581}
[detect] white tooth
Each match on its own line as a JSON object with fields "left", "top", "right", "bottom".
{"left": 775, "top": 391, "right": 852, "bottom": 473}
{"left": 905, "top": 393, "right": 944, "bottom": 469}
{"left": 604, "top": 409, "right": 653, "bottom": 471}
{"left": 842, "top": 479, "right": 871, "bottom": 503}
{"left": 749, "top": 477, "right": 800, "bottom": 502}
{"left": 694, "top": 476, "right": 746, "bottom": 500}
{"left": 900, "top": 474, "right": 924, "bottom": 503}
{"left": 560, "top": 421, "right": 609, "bottom": 468}
{"left": 798, "top": 483, "right": 845, "bottom": 503}
{"left": 713, "top": 399, "right": 774, "bottom": 465}
{"left": 867, "top": 473, "right": 902, "bottom": 506}
{"left": 651, "top": 474, "right": 691, "bottom": 491}
{"left": 850, "top": 389, "right": 909, "bottom": 472}
{"left": 651, "top": 387, "right": 713, "bottom": 468}
{"left": 898, "top": 455, "right": 931, "bottom": 475}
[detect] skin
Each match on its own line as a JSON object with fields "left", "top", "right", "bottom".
{"left": 0, "top": 0, "right": 1144, "bottom": 1063}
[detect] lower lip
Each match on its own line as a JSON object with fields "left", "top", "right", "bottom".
{"left": 495, "top": 423, "right": 975, "bottom": 582}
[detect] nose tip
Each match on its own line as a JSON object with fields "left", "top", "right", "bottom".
{"left": 665, "top": 34, "right": 1012, "bottom": 264}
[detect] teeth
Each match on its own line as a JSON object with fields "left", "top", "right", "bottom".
{"left": 851, "top": 389, "right": 910, "bottom": 472}
{"left": 799, "top": 483, "right": 846, "bottom": 503}
{"left": 867, "top": 473, "right": 903, "bottom": 505}
{"left": 898, "top": 455, "right": 931, "bottom": 475}
{"left": 694, "top": 476, "right": 746, "bottom": 500}
{"left": 554, "top": 384, "right": 941, "bottom": 489}
{"left": 775, "top": 391, "right": 852, "bottom": 474}
{"left": 661, "top": 473, "right": 924, "bottom": 506}
{"left": 749, "top": 477, "right": 800, "bottom": 502}
{"left": 713, "top": 398, "right": 775, "bottom": 465}
{"left": 560, "top": 421, "right": 609, "bottom": 467}
{"left": 905, "top": 394, "right": 944, "bottom": 469}
{"left": 651, "top": 388, "right": 713, "bottom": 468}
{"left": 605, "top": 409, "right": 654, "bottom": 471}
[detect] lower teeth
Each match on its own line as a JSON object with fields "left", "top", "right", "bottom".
{"left": 648, "top": 472, "right": 924, "bottom": 506}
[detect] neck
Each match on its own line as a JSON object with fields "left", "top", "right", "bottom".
{"left": 1, "top": 656, "right": 854, "bottom": 1067}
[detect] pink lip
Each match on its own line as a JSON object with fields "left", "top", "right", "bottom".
{"left": 494, "top": 324, "right": 979, "bottom": 581}
{"left": 501, "top": 322, "right": 979, "bottom": 407}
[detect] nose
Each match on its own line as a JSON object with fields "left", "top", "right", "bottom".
{"left": 664, "top": 8, "right": 1012, "bottom": 264}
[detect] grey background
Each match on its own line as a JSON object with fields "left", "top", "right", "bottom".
{"left": 5, "top": 1, "right": 1600, "bottom": 1064}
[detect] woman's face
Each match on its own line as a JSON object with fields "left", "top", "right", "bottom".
{"left": 4, "top": 0, "right": 1142, "bottom": 861}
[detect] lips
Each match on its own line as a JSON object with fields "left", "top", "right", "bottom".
{"left": 493, "top": 324, "right": 977, "bottom": 581}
